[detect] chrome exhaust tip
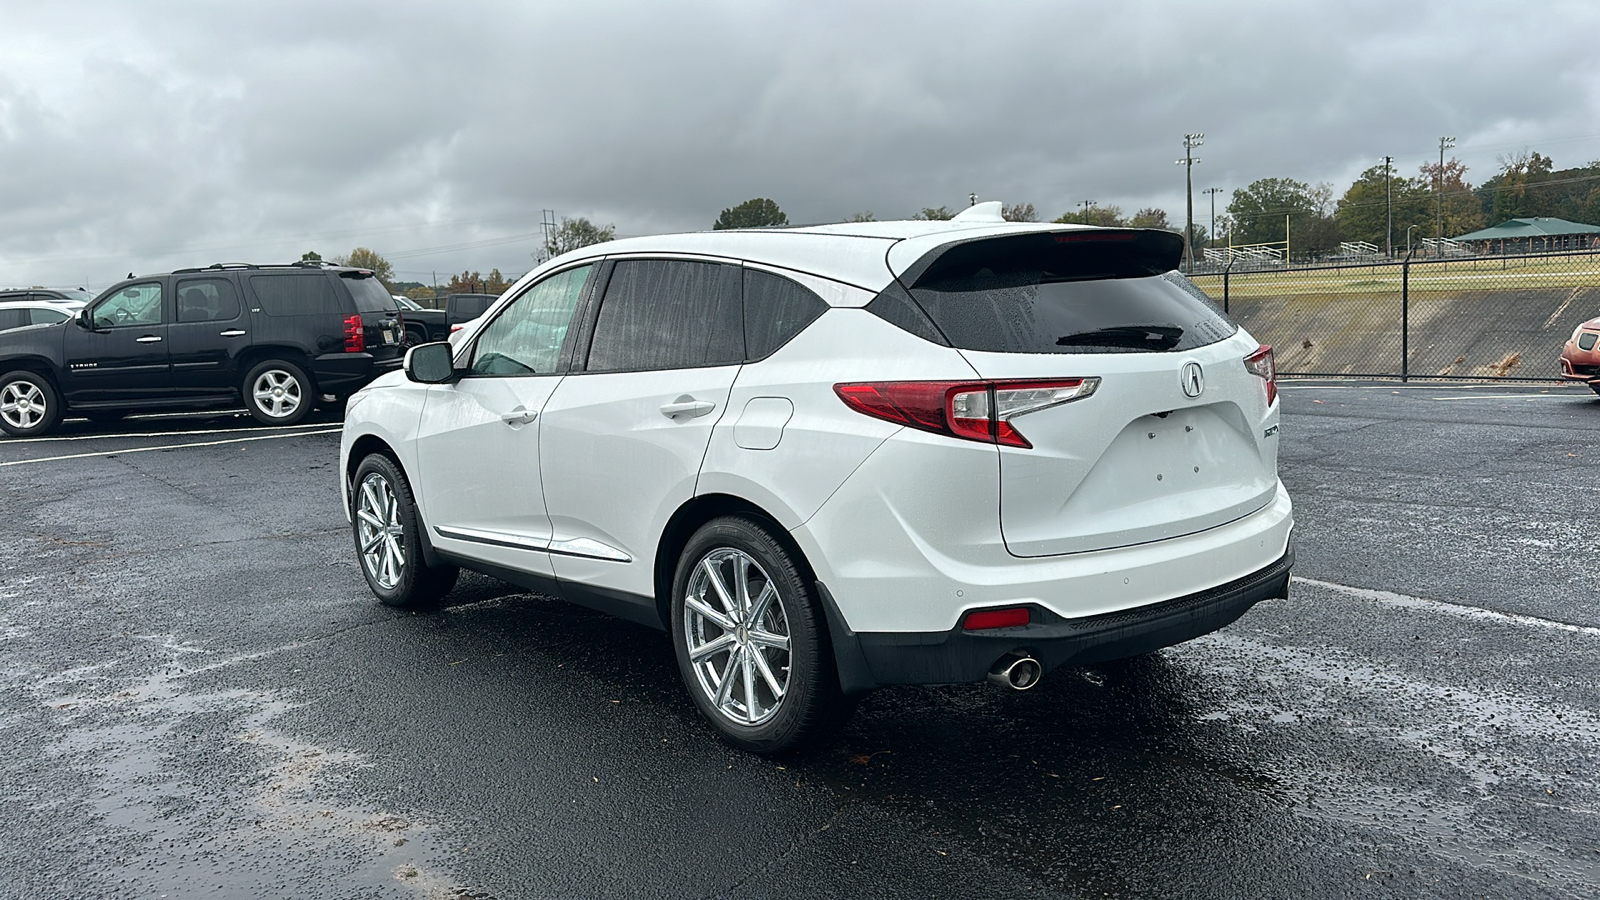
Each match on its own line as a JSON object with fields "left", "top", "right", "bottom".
{"left": 986, "top": 653, "right": 1043, "bottom": 691}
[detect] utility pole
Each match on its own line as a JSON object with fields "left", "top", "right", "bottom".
{"left": 969, "top": 192, "right": 978, "bottom": 207}
{"left": 1202, "top": 187, "right": 1223, "bottom": 254}
{"left": 1176, "top": 133, "right": 1204, "bottom": 272}
{"left": 1081, "top": 200, "right": 1095, "bottom": 224}
{"left": 1382, "top": 155, "right": 1394, "bottom": 258}
{"left": 1436, "top": 136, "right": 1456, "bottom": 244}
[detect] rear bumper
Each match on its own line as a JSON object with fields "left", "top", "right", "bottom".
{"left": 820, "top": 543, "right": 1293, "bottom": 693}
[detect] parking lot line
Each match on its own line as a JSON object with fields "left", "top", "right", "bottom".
{"left": 1429, "top": 394, "right": 1577, "bottom": 401}
{"left": 1293, "top": 576, "right": 1600, "bottom": 638}
{"left": 0, "top": 427, "right": 342, "bottom": 468}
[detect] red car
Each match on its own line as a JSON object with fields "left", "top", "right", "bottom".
{"left": 1560, "top": 315, "right": 1600, "bottom": 394}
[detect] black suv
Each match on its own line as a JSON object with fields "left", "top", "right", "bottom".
{"left": 0, "top": 263, "right": 404, "bottom": 436}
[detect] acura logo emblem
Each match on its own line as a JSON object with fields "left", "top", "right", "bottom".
{"left": 1181, "top": 361, "right": 1204, "bottom": 398}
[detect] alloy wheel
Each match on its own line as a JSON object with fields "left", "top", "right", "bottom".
{"left": 683, "top": 547, "right": 792, "bottom": 726}
{"left": 252, "top": 369, "right": 303, "bottom": 419}
{"left": 355, "top": 472, "right": 406, "bottom": 590}
{"left": 0, "top": 381, "right": 46, "bottom": 431}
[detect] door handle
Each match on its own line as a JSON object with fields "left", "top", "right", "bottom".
{"left": 219, "top": 329, "right": 247, "bottom": 337}
{"left": 659, "top": 396, "right": 715, "bottom": 419}
{"left": 135, "top": 335, "right": 163, "bottom": 343}
{"left": 501, "top": 408, "right": 537, "bottom": 426}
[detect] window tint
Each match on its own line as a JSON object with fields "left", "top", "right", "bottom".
{"left": 30, "top": 308, "right": 71, "bottom": 325}
{"left": 469, "top": 265, "right": 592, "bottom": 377}
{"left": 585, "top": 260, "right": 742, "bottom": 372}
{"left": 249, "top": 274, "right": 338, "bottom": 316}
{"left": 92, "top": 283, "right": 164, "bottom": 328}
{"left": 175, "top": 278, "right": 241, "bottom": 323}
{"left": 742, "top": 269, "right": 828, "bottom": 360}
{"left": 894, "top": 231, "right": 1235, "bottom": 354}
{"left": 0, "top": 309, "right": 26, "bottom": 331}
{"left": 342, "top": 274, "right": 397, "bottom": 313}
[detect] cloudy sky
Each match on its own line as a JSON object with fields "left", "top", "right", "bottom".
{"left": 3, "top": 0, "right": 1598, "bottom": 290}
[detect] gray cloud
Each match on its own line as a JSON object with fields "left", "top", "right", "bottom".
{"left": 2, "top": 0, "right": 1598, "bottom": 288}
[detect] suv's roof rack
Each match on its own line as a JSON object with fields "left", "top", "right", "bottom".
{"left": 173, "top": 263, "right": 262, "bottom": 274}
{"left": 291, "top": 259, "right": 336, "bottom": 268}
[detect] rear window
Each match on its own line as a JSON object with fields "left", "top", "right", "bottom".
{"left": 249, "top": 274, "right": 339, "bottom": 317}
{"left": 342, "top": 273, "right": 398, "bottom": 313}
{"left": 879, "top": 231, "right": 1236, "bottom": 354}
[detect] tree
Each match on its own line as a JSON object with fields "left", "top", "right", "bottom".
{"left": 1226, "top": 178, "right": 1339, "bottom": 258}
{"left": 911, "top": 206, "right": 954, "bottom": 221}
{"left": 1334, "top": 165, "right": 1431, "bottom": 251}
{"left": 1129, "top": 207, "right": 1171, "bottom": 229}
{"left": 1418, "top": 157, "right": 1485, "bottom": 238}
{"left": 300, "top": 250, "right": 322, "bottom": 262}
{"left": 331, "top": 247, "right": 394, "bottom": 285}
{"left": 1475, "top": 151, "right": 1600, "bottom": 227}
{"left": 542, "top": 217, "right": 616, "bottom": 260}
{"left": 1002, "top": 203, "right": 1037, "bottom": 223}
{"left": 714, "top": 198, "right": 788, "bottom": 230}
{"left": 1053, "top": 205, "right": 1125, "bottom": 227}
{"left": 842, "top": 211, "right": 876, "bottom": 223}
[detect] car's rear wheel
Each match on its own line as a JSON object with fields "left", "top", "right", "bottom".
{"left": 351, "top": 453, "right": 458, "bottom": 608}
{"left": 0, "top": 371, "right": 64, "bottom": 437}
{"left": 243, "top": 359, "right": 314, "bottom": 426}
{"left": 670, "top": 515, "right": 845, "bottom": 754}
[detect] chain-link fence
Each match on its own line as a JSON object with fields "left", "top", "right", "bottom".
{"left": 1188, "top": 250, "right": 1600, "bottom": 380}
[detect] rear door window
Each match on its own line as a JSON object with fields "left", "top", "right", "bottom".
{"left": 742, "top": 268, "right": 828, "bottom": 360}
{"left": 30, "top": 308, "right": 71, "bottom": 325}
{"left": 175, "top": 278, "right": 241, "bottom": 323}
{"left": 878, "top": 231, "right": 1236, "bottom": 354}
{"left": 584, "top": 260, "right": 743, "bottom": 372}
{"left": 249, "top": 274, "right": 338, "bottom": 316}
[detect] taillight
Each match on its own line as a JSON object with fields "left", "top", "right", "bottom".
{"left": 834, "top": 378, "right": 1098, "bottom": 449}
{"left": 343, "top": 314, "right": 365, "bottom": 353}
{"left": 1245, "top": 344, "right": 1276, "bottom": 405}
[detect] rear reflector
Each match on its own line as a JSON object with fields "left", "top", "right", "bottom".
{"left": 963, "top": 608, "right": 1031, "bottom": 630}
{"left": 834, "top": 378, "right": 1098, "bottom": 449}
{"left": 343, "top": 314, "right": 365, "bottom": 353}
{"left": 1244, "top": 344, "right": 1276, "bottom": 405}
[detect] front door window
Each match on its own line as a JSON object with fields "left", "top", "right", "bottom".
{"left": 92, "top": 283, "right": 164, "bottom": 328}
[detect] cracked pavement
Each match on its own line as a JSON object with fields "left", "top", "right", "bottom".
{"left": 2, "top": 383, "right": 1598, "bottom": 899}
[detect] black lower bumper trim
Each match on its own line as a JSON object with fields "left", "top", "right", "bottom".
{"left": 818, "top": 544, "right": 1293, "bottom": 692}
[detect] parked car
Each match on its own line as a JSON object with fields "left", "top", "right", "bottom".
{"left": 0, "top": 262, "right": 405, "bottom": 436}
{"left": 0, "top": 288, "right": 95, "bottom": 306}
{"left": 445, "top": 292, "right": 496, "bottom": 326}
{"left": 1559, "top": 315, "right": 1600, "bottom": 393}
{"left": 0, "top": 298, "right": 83, "bottom": 333}
{"left": 393, "top": 296, "right": 450, "bottom": 345}
{"left": 339, "top": 204, "right": 1293, "bottom": 753}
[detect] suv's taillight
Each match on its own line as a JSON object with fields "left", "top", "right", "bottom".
{"left": 834, "top": 378, "right": 1098, "bottom": 449}
{"left": 1245, "top": 344, "right": 1276, "bottom": 405}
{"left": 343, "top": 314, "right": 365, "bottom": 353}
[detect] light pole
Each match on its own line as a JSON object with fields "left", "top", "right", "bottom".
{"left": 1176, "top": 133, "right": 1204, "bottom": 272}
{"left": 1406, "top": 224, "right": 1420, "bottom": 257}
{"left": 1202, "top": 187, "right": 1223, "bottom": 256}
{"left": 1382, "top": 155, "right": 1394, "bottom": 258}
{"left": 1081, "top": 200, "right": 1095, "bottom": 224}
{"left": 1436, "top": 136, "right": 1456, "bottom": 244}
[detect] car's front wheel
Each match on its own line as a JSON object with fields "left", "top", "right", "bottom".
{"left": 243, "top": 359, "right": 314, "bottom": 426}
{"left": 0, "top": 371, "right": 64, "bottom": 437}
{"left": 351, "top": 453, "right": 459, "bottom": 608}
{"left": 670, "top": 515, "right": 845, "bottom": 754}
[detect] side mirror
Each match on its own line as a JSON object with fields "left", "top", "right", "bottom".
{"left": 405, "top": 341, "right": 459, "bottom": 384}
{"left": 76, "top": 307, "right": 95, "bottom": 330}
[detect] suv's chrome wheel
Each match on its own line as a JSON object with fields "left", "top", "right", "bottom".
{"left": 356, "top": 471, "right": 405, "bottom": 590}
{"left": 0, "top": 380, "right": 47, "bottom": 431}
{"left": 251, "top": 368, "right": 303, "bottom": 419}
{"left": 683, "top": 547, "right": 792, "bottom": 726}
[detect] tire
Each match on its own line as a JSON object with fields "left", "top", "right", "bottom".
{"left": 0, "top": 371, "right": 64, "bottom": 437}
{"left": 351, "top": 453, "right": 459, "bottom": 608}
{"left": 670, "top": 515, "right": 846, "bottom": 754}
{"left": 243, "top": 359, "right": 315, "bottom": 426}
{"left": 403, "top": 325, "right": 427, "bottom": 348}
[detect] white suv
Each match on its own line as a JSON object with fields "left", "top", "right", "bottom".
{"left": 339, "top": 203, "right": 1293, "bottom": 753}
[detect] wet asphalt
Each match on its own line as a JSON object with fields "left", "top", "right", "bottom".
{"left": 1, "top": 381, "right": 1598, "bottom": 899}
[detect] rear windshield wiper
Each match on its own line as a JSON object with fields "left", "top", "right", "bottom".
{"left": 1054, "top": 324, "right": 1185, "bottom": 351}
